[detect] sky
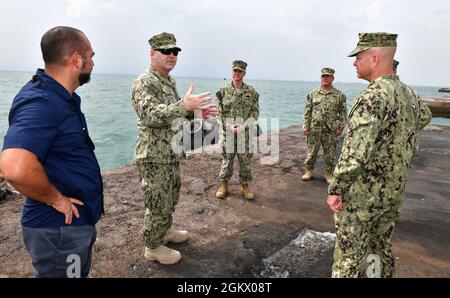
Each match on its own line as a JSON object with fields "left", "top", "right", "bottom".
{"left": 0, "top": 0, "right": 449, "bottom": 86}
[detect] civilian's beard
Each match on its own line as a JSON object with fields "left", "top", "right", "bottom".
{"left": 79, "top": 72, "right": 91, "bottom": 86}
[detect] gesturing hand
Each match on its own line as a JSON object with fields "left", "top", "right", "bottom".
{"left": 184, "top": 84, "right": 212, "bottom": 112}
{"left": 51, "top": 193, "right": 84, "bottom": 225}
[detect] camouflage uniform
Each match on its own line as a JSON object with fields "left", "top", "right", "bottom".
{"left": 131, "top": 33, "right": 192, "bottom": 249}
{"left": 328, "top": 32, "right": 432, "bottom": 278}
{"left": 303, "top": 69, "right": 347, "bottom": 173}
{"left": 217, "top": 61, "right": 259, "bottom": 184}
{"left": 0, "top": 171, "right": 7, "bottom": 201}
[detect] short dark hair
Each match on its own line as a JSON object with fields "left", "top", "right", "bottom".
{"left": 40, "top": 26, "right": 88, "bottom": 65}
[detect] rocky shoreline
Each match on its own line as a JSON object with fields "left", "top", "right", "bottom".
{"left": 0, "top": 125, "right": 449, "bottom": 277}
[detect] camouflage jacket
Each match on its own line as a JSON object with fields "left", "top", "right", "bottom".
{"left": 303, "top": 86, "right": 347, "bottom": 132}
{"left": 328, "top": 75, "right": 432, "bottom": 210}
{"left": 131, "top": 68, "right": 192, "bottom": 163}
{"left": 0, "top": 171, "right": 6, "bottom": 188}
{"left": 216, "top": 82, "right": 259, "bottom": 138}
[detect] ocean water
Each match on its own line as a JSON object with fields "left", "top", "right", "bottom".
{"left": 1, "top": 70, "right": 448, "bottom": 171}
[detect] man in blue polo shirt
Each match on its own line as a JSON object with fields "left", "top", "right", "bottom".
{"left": 0, "top": 26, "right": 103, "bottom": 278}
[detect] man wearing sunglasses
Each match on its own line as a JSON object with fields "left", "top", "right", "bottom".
{"left": 131, "top": 32, "right": 216, "bottom": 265}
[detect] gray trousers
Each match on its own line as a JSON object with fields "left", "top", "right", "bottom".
{"left": 22, "top": 225, "right": 97, "bottom": 278}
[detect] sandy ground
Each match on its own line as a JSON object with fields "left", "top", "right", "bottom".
{"left": 0, "top": 125, "right": 449, "bottom": 278}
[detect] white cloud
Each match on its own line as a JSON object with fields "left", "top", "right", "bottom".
{"left": 1, "top": 0, "right": 450, "bottom": 86}
{"left": 66, "top": 0, "right": 82, "bottom": 18}
{"left": 66, "top": 0, "right": 117, "bottom": 19}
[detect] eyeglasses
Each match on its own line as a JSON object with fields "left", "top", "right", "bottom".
{"left": 155, "top": 48, "right": 180, "bottom": 56}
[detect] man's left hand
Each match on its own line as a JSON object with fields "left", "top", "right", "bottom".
{"left": 336, "top": 130, "right": 342, "bottom": 137}
{"left": 327, "top": 195, "right": 344, "bottom": 213}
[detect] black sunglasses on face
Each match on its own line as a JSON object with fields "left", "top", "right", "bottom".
{"left": 156, "top": 48, "right": 180, "bottom": 56}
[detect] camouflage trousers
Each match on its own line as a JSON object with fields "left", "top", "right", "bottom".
{"left": 136, "top": 162, "right": 181, "bottom": 249}
{"left": 332, "top": 204, "right": 401, "bottom": 278}
{"left": 219, "top": 135, "right": 253, "bottom": 184}
{"left": 304, "top": 127, "right": 337, "bottom": 172}
{"left": 219, "top": 152, "right": 253, "bottom": 184}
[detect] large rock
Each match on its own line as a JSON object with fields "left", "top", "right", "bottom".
{"left": 260, "top": 230, "right": 335, "bottom": 278}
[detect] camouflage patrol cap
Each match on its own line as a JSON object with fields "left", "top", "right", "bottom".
{"left": 348, "top": 32, "right": 398, "bottom": 57}
{"left": 232, "top": 60, "right": 247, "bottom": 71}
{"left": 321, "top": 67, "right": 335, "bottom": 76}
{"left": 148, "top": 32, "right": 181, "bottom": 50}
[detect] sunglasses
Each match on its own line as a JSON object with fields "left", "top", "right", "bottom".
{"left": 156, "top": 48, "right": 180, "bottom": 56}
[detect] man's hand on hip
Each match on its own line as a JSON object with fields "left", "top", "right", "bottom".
{"left": 50, "top": 193, "right": 84, "bottom": 225}
{"left": 0, "top": 148, "right": 84, "bottom": 224}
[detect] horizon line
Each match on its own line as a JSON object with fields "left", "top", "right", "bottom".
{"left": 0, "top": 69, "right": 446, "bottom": 89}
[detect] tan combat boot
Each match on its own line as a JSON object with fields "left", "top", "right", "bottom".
{"left": 302, "top": 169, "right": 314, "bottom": 181}
{"left": 324, "top": 171, "right": 333, "bottom": 184}
{"left": 163, "top": 227, "right": 189, "bottom": 244}
{"left": 216, "top": 182, "right": 229, "bottom": 199}
{"left": 144, "top": 245, "right": 181, "bottom": 265}
{"left": 240, "top": 184, "right": 254, "bottom": 200}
